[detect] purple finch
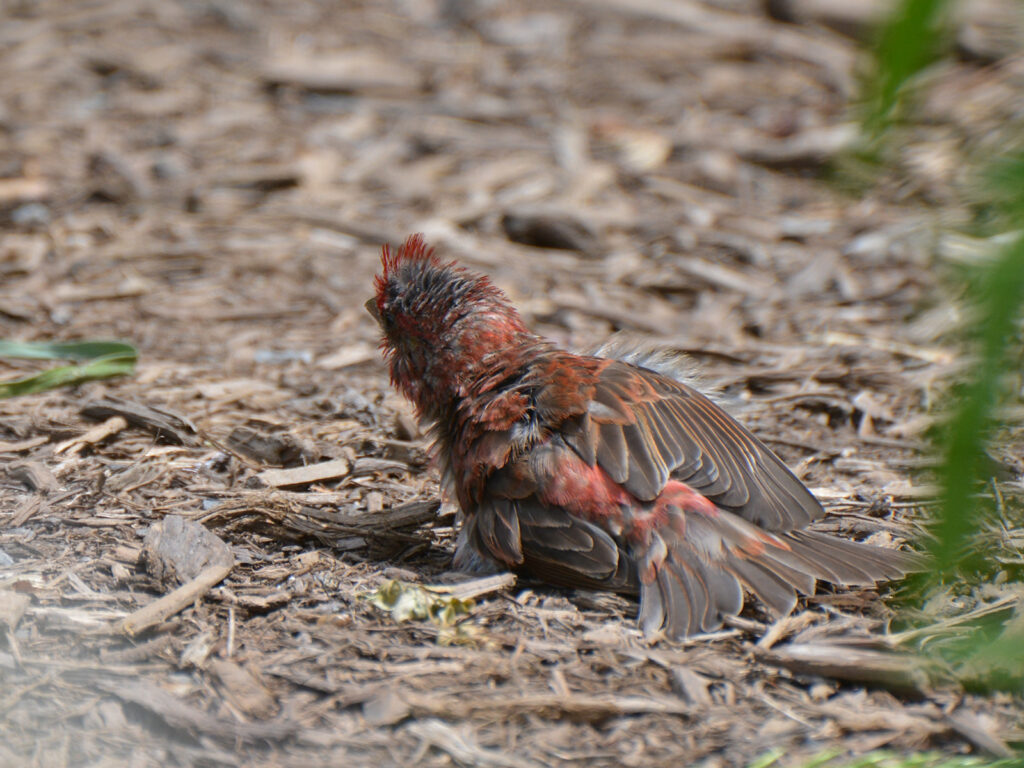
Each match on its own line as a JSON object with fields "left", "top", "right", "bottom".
{"left": 369, "top": 234, "right": 917, "bottom": 639}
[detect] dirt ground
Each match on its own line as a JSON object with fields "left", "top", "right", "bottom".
{"left": 1, "top": 0, "right": 1023, "bottom": 766}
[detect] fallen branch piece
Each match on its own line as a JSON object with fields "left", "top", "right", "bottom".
{"left": 405, "top": 691, "right": 692, "bottom": 721}
{"left": 758, "top": 642, "right": 951, "bottom": 694}
{"left": 115, "top": 562, "right": 233, "bottom": 637}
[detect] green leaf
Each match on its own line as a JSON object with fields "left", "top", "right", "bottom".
{"left": 0, "top": 339, "right": 138, "bottom": 361}
{"left": 930, "top": 235, "right": 1024, "bottom": 569}
{"left": 747, "top": 749, "right": 784, "bottom": 768}
{"left": 0, "top": 340, "right": 138, "bottom": 398}
{"left": 775, "top": 749, "right": 1022, "bottom": 768}
{"left": 862, "top": 0, "right": 950, "bottom": 139}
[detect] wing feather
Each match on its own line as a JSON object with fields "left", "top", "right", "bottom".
{"left": 596, "top": 422, "right": 629, "bottom": 484}
{"left": 582, "top": 360, "right": 822, "bottom": 531}
{"left": 622, "top": 409, "right": 669, "bottom": 500}
{"left": 518, "top": 500, "right": 637, "bottom": 591}
{"left": 474, "top": 497, "right": 523, "bottom": 565}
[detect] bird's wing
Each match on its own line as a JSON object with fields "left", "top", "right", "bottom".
{"left": 559, "top": 359, "right": 824, "bottom": 531}
{"left": 462, "top": 492, "right": 637, "bottom": 593}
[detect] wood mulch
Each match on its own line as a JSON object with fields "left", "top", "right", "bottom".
{"left": 1, "top": 0, "right": 1022, "bottom": 765}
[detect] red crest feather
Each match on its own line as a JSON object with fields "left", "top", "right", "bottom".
{"left": 381, "top": 233, "right": 438, "bottom": 276}
{"left": 374, "top": 233, "right": 444, "bottom": 299}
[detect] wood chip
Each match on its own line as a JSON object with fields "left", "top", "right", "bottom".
{"left": 208, "top": 658, "right": 277, "bottom": 719}
{"left": 54, "top": 416, "right": 128, "bottom": 455}
{"left": 0, "top": 177, "right": 49, "bottom": 202}
{"left": 263, "top": 51, "right": 422, "bottom": 95}
{"left": 670, "top": 667, "right": 713, "bottom": 708}
{"left": 81, "top": 397, "right": 199, "bottom": 446}
{"left": 821, "top": 331, "right": 954, "bottom": 364}
{"left": 141, "top": 515, "right": 234, "bottom": 588}
{"left": 425, "top": 573, "right": 517, "bottom": 601}
{"left": 363, "top": 686, "right": 412, "bottom": 726}
{"left": 316, "top": 344, "right": 377, "bottom": 370}
{"left": 405, "top": 719, "right": 542, "bottom": 768}
{"left": 226, "top": 426, "right": 311, "bottom": 466}
{"left": 0, "top": 436, "right": 48, "bottom": 453}
{"left": 5, "top": 461, "right": 59, "bottom": 494}
{"left": 256, "top": 458, "right": 351, "bottom": 488}
{"left": 739, "top": 123, "right": 858, "bottom": 167}
{"left": 9, "top": 496, "right": 46, "bottom": 528}
{"left": 0, "top": 590, "right": 31, "bottom": 631}
{"left": 94, "top": 679, "right": 297, "bottom": 743}
{"left": 672, "top": 254, "right": 776, "bottom": 297}
{"left": 500, "top": 212, "right": 601, "bottom": 256}
{"left": 944, "top": 709, "right": 1016, "bottom": 758}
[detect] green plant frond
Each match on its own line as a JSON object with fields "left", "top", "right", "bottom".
{"left": 0, "top": 340, "right": 138, "bottom": 398}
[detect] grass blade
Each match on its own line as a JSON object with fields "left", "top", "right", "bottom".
{"left": 0, "top": 340, "right": 138, "bottom": 362}
{"left": 0, "top": 340, "right": 138, "bottom": 398}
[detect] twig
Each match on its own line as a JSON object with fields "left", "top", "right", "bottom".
{"left": 53, "top": 416, "right": 127, "bottom": 455}
{"left": 405, "top": 691, "right": 692, "bottom": 721}
{"left": 757, "top": 643, "right": 950, "bottom": 694}
{"left": 114, "top": 562, "right": 233, "bottom": 637}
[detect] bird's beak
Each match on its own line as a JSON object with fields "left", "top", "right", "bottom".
{"left": 365, "top": 297, "right": 382, "bottom": 324}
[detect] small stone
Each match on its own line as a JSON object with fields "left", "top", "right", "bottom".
{"left": 11, "top": 202, "right": 51, "bottom": 227}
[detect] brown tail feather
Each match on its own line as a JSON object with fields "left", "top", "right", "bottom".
{"left": 724, "top": 555, "right": 800, "bottom": 617}
{"left": 787, "top": 530, "right": 923, "bottom": 582}
{"left": 629, "top": 508, "right": 921, "bottom": 640}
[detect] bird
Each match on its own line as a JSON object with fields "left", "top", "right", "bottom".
{"left": 367, "top": 233, "right": 919, "bottom": 640}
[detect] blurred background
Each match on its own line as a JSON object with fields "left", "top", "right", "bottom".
{"left": 1, "top": 0, "right": 1023, "bottom": 766}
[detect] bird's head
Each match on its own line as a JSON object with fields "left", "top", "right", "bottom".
{"left": 368, "top": 234, "right": 531, "bottom": 418}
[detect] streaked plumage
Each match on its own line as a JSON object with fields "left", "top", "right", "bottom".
{"left": 370, "top": 234, "right": 918, "bottom": 639}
